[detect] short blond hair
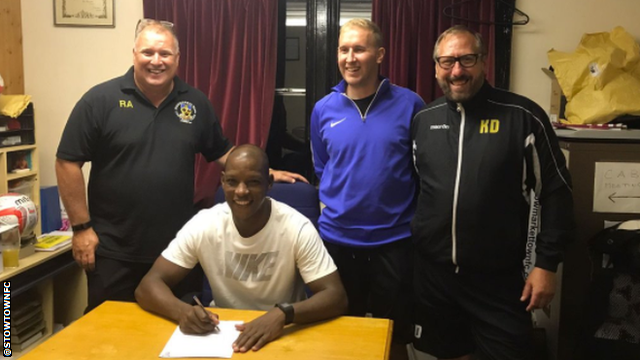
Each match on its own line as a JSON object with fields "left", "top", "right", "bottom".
{"left": 340, "top": 18, "right": 383, "bottom": 48}
{"left": 133, "top": 19, "right": 180, "bottom": 53}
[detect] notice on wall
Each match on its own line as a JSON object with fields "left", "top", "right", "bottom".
{"left": 593, "top": 162, "right": 640, "bottom": 213}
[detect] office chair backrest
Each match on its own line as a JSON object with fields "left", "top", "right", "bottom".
{"left": 213, "top": 181, "right": 320, "bottom": 227}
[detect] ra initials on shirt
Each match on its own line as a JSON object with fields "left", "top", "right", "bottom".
{"left": 222, "top": 251, "right": 279, "bottom": 282}
{"left": 480, "top": 119, "right": 500, "bottom": 134}
{"left": 119, "top": 100, "right": 133, "bottom": 108}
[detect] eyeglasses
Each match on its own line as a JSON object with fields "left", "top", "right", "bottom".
{"left": 135, "top": 18, "right": 174, "bottom": 37}
{"left": 435, "top": 54, "right": 482, "bottom": 70}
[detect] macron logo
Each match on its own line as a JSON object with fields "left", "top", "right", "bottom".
{"left": 330, "top": 118, "right": 347, "bottom": 128}
{"left": 430, "top": 124, "right": 450, "bottom": 130}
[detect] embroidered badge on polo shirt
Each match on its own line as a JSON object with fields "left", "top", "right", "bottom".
{"left": 175, "top": 101, "right": 196, "bottom": 124}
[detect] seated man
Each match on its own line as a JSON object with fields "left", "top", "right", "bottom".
{"left": 135, "top": 144, "right": 347, "bottom": 353}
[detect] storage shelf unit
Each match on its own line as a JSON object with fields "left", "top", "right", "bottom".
{"left": 0, "top": 245, "right": 86, "bottom": 359}
{"left": 0, "top": 103, "right": 41, "bottom": 236}
{"left": 0, "top": 102, "right": 85, "bottom": 358}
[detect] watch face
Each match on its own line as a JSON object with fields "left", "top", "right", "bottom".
{"left": 276, "top": 303, "right": 294, "bottom": 325}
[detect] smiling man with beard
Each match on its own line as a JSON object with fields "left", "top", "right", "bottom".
{"left": 135, "top": 145, "right": 347, "bottom": 353}
{"left": 410, "top": 26, "right": 575, "bottom": 360}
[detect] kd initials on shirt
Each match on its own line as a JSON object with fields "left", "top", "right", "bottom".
{"left": 480, "top": 119, "right": 499, "bottom": 134}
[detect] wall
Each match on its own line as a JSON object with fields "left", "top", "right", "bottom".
{"left": 21, "top": 0, "right": 143, "bottom": 186}
{"left": 511, "top": 0, "right": 640, "bottom": 114}
{"left": 0, "top": 0, "right": 24, "bottom": 95}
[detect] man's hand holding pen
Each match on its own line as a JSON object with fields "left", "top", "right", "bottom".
{"left": 178, "top": 296, "right": 220, "bottom": 334}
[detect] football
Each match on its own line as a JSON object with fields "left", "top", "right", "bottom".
{"left": 0, "top": 193, "right": 38, "bottom": 238}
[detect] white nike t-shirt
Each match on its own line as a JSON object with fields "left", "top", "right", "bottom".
{"left": 162, "top": 198, "right": 336, "bottom": 310}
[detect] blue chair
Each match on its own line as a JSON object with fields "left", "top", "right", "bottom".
{"left": 213, "top": 181, "right": 319, "bottom": 228}
{"left": 201, "top": 182, "right": 320, "bottom": 305}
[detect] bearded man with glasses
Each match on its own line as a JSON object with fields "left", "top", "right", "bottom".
{"left": 410, "top": 25, "right": 575, "bottom": 360}
{"left": 56, "top": 19, "right": 306, "bottom": 313}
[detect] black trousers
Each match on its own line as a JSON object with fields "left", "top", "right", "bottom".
{"left": 323, "top": 238, "right": 414, "bottom": 344}
{"left": 413, "top": 259, "right": 533, "bottom": 360}
{"left": 85, "top": 254, "right": 203, "bottom": 313}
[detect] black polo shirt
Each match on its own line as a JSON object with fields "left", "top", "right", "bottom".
{"left": 57, "top": 67, "right": 232, "bottom": 262}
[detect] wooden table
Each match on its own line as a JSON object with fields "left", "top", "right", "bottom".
{"left": 21, "top": 301, "right": 392, "bottom": 360}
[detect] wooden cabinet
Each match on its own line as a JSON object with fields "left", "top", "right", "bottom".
{"left": 0, "top": 102, "right": 59, "bottom": 358}
{"left": 1, "top": 245, "right": 86, "bottom": 359}
{"left": 545, "top": 129, "right": 640, "bottom": 360}
{"left": 0, "top": 102, "right": 41, "bottom": 236}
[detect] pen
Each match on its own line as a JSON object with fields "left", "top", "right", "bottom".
{"left": 193, "top": 295, "right": 220, "bottom": 332}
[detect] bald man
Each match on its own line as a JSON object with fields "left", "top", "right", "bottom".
{"left": 136, "top": 145, "right": 347, "bottom": 353}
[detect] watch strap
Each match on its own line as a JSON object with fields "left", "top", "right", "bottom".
{"left": 275, "top": 302, "right": 294, "bottom": 325}
{"left": 72, "top": 220, "right": 93, "bottom": 232}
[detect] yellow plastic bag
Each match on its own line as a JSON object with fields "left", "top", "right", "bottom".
{"left": 0, "top": 94, "right": 31, "bottom": 118}
{"left": 548, "top": 26, "right": 640, "bottom": 124}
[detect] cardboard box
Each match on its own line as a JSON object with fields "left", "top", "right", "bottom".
{"left": 542, "top": 68, "right": 567, "bottom": 122}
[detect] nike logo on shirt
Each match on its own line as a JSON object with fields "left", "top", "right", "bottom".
{"left": 330, "top": 118, "right": 347, "bottom": 127}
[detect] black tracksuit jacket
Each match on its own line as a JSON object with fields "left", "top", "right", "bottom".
{"left": 411, "top": 82, "right": 575, "bottom": 273}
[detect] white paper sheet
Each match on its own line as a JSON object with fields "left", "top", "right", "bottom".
{"left": 159, "top": 321, "right": 243, "bottom": 358}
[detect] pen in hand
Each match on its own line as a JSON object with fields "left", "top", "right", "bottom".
{"left": 193, "top": 295, "right": 220, "bottom": 332}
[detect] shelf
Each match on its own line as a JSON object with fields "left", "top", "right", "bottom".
{"left": 13, "top": 334, "right": 51, "bottom": 359}
{"left": 7, "top": 170, "right": 38, "bottom": 181}
{"left": 0, "top": 102, "right": 67, "bottom": 358}
{"left": 0, "top": 129, "right": 35, "bottom": 136}
{"left": 0, "top": 244, "right": 71, "bottom": 282}
{"left": 0, "top": 143, "right": 36, "bottom": 150}
{"left": 11, "top": 277, "right": 54, "bottom": 359}
{"left": 4, "top": 247, "right": 86, "bottom": 358}
{"left": 0, "top": 144, "right": 37, "bottom": 153}
{"left": 12, "top": 319, "right": 53, "bottom": 359}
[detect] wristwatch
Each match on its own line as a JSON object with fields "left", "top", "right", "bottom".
{"left": 72, "top": 220, "right": 93, "bottom": 232}
{"left": 275, "top": 302, "right": 294, "bottom": 325}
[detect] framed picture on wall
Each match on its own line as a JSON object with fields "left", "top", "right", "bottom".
{"left": 54, "top": 0, "right": 115, "bottom": 27}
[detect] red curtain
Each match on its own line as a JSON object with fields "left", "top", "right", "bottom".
{"left": 143, "top": 0, "right": 279, "bottom": 207}
{"left": 372, "top": 0, "right": 495, "bottom": 103}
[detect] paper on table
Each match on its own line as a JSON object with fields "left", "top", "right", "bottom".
{"left": 159, "top": 321, "right": 243, "bottom": 358}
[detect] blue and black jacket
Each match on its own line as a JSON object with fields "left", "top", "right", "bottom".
{"left": 411, "top": 82, "right": 575, "bottom": 272}
{"left": 311, "top": 77, "right": 425, "bottom": 247}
